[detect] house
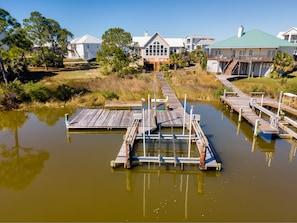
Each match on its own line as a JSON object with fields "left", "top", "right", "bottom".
{"left": 277, "top": 27, "right": 297, "bottom": 44}
{"left": 67, "top": 34, "right": 102, "bottom": 60}
{"left": 133, "top": 32, "right": 185, "bottom": 71}
{"left": 206, "top": 26, "right": 297, "bottom": 77}
{"left": 185, "top": 35, "right": 215, "bottom": 52}
{"left": 132, "top": 32, "right": 215, "bottom": 71}
{"left": 277, "top": 27, "right": 297, "bottom": 59}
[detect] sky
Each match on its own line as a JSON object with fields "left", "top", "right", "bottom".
{"left": 1, "top": 0, "right": 296, "bottom": 41}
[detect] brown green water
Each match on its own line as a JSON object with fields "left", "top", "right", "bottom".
{"left": 0, "top": 102, "right": 296, "bottom": 222}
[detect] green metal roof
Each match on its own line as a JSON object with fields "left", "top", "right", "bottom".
{"left": 207, "top": 29, "right": 297, "bottom": 49}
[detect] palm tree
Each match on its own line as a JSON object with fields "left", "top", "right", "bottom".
{"left": 169, "top": 53, "right": 183, "bottom": 70}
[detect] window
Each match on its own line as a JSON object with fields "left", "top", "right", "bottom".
{"left": 145, "top": 41, "right": 167, "bottom": 56}
{"left": 272, "top": 50, "right": 276, "bottom": 57}
{"left": 249, "top": 50, "right": 253, "bottom": 56}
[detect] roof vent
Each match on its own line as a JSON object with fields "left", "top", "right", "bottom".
{"left": 237, "top": 25, "right": 244, "bottom": 37}
{"left": 144, "top": 31, "right": 148, "bottom": 37}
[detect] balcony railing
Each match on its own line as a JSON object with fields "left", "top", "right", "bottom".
{"left": 207, "top": 55, "right": 274, "bottom": 62}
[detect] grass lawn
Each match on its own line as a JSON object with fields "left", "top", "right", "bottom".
{"left": 231, "top": 71, "right": 297, "bottom": 99}
{"left": 12, "top": 63, "right": 297, "bottom": 110}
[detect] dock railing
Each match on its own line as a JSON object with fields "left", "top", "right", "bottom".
{"left": 250, "top": 98, "right": 279, "bottom": 128}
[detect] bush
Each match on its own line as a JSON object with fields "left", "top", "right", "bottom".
{"left": 55, "top": 84, "right": 76, "bottom": 101}
{"left": 23, "top": 81, "right": 51, "bottom": 102}
{"left": 102, "top": 90, "right": 119, "bottom": 100}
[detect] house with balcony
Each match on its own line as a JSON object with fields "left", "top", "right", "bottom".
{"left": 277, "top": 27, "right": 297, "bottom": 44}
{"left": 277, "top": 27, "right": 297, "bottom": 59}
{"left": 133, "top": 32, "right": 185, "bottom": 71}
{"left": 67, "top": 34, "right": 102, "bottom": 60}
{"left": 185, "top": 35, "right": 215, "bottom": 52}
{"left": 206, "top": 26, "right": 297, "bottom": 77}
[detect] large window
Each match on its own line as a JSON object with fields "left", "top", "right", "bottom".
{"left": 145, "top": 41, "right": 167, "bottom": 56}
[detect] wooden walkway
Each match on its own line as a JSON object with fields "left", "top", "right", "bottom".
{"left": 66, "top": 72, "right": 221, "bottom": 171}
{"left": 217, "top": 75, "right": 297, "bottom": 137}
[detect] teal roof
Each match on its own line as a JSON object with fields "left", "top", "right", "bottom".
{"left": 207, "top": 29, "right": 297, "bottom": 49}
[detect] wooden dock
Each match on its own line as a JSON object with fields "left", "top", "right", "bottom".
{"left": 217, "top": 75, "right": 297, "bottom": 138}
{"left": 66, "top": 72, "right": 221, "bottom": 171}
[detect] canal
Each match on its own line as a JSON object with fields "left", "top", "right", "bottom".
{"left": 0, "top": 101, "right": 296, "bottom": 222}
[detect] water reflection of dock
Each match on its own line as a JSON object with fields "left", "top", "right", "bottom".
{"left": 219, "top": 85, "right": 297, "bottom": 166}
{"left": 111, "top": 168, "right": 219, "bottom": 220}
{"left": 65, "top": 72, "right": 221, "bottom": 171}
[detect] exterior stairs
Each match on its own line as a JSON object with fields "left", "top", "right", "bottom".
{"left": 224, "top": 59, "right": 238, "bottom": 75}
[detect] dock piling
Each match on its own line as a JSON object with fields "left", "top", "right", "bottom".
{"left": 238, "top": 108, "right": 243, "bottom": 122}
{"left": 65, "top": 114, "right": 69, "bottom": 127}
{"left": 254, "top": 119, "right": 260, "bottom": 136}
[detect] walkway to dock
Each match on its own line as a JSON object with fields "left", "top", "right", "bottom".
{"left": 217, "top": 75, "right": 297, "bottom": 138}
{"left": 66, "top": 72, "right": 221, "bottom": 171}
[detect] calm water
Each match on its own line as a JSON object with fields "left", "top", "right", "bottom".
{"left": 0, "top": 102, "right": 296, "bottom": 222}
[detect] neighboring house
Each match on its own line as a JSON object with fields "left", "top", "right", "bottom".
{"left": 277, "top": 27, "right": 297, "bottom": 44}
{"left": 185, "top": 35, "right": 215, "bottom": 52}
{"left": 206, "top": 26, "right": 297, "bottom": 77}
{"left": 133, "top": 32, "right": 185, "bottom": 71}
{"left": 67, "top": 34, "right": 102, "bottom": 60}
{"left": 277, "top": 27, "right": 297, "bottom": 58}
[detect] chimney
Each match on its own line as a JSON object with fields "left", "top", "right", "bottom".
{"left": 237, "top": 25, "right": 244, "bottom": 38}
{"left": 144, "top": 31, "right": 148, "bottom": 37}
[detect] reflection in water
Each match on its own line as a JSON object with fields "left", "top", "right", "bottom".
{"left": 112, "top": 167, "right": 218, "bottom": 220}
{"left": 31, "top": 107, "right": 76, "bottom": 126}
{"left": 0, "top": 143, "right": 49, "bottom": 190}
{"left": 0, "top": 110, "right": 57, "bottom": 190}
{"left": 219, "top": 102, "right": 297, "bottom": 166}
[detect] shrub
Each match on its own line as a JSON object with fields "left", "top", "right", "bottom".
{"left": 102, "top": 90, "right": 119, "bottom": 100}
{"left": 23, "top": 81, "right": 51, "bottom": 102}
{"left": 55, "top": 84, "right": 76, "bottom": 101}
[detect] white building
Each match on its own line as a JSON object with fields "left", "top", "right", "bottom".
{"left": 185, "top": 35, "right": 215, "bottom": 52}
{"left": 67, "top": 34, "right": 102, "bottom": 60}
{"left": 277, "top": 27, "right": 297, "bottom": 44}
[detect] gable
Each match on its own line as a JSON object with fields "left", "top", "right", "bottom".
{"left": 144, "top": 33, "right": 170, "bottom": 48}
{"left": 283, "top": 27, "right": 297, "bottom": 36}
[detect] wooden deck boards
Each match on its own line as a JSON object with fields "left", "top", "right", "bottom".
{"left": 218, "top": 75, "right": 275, "bottom": 133}
{"left": 67, "top": 72, "right": 221, "bottom": 170}
{"left": 217, "top": 75, "right": 297, "bottom": 135}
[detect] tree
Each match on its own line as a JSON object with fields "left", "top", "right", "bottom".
{"left": 0, "top": 8, "right": 21, "bottom": 83}
{"left": 23, "top": 11, "right": 73, "bottom": 69}
{"left": 273, "top": 51, "right": 294, "bottom": 75}
{"left": 0, "top": 8, "right": 19, "bottom": 34}
{"left": 169, "top": 53, "right": 184, "bottom": 70}
{"left": 96, "top": 27, "right": 137, "bottom": 74}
